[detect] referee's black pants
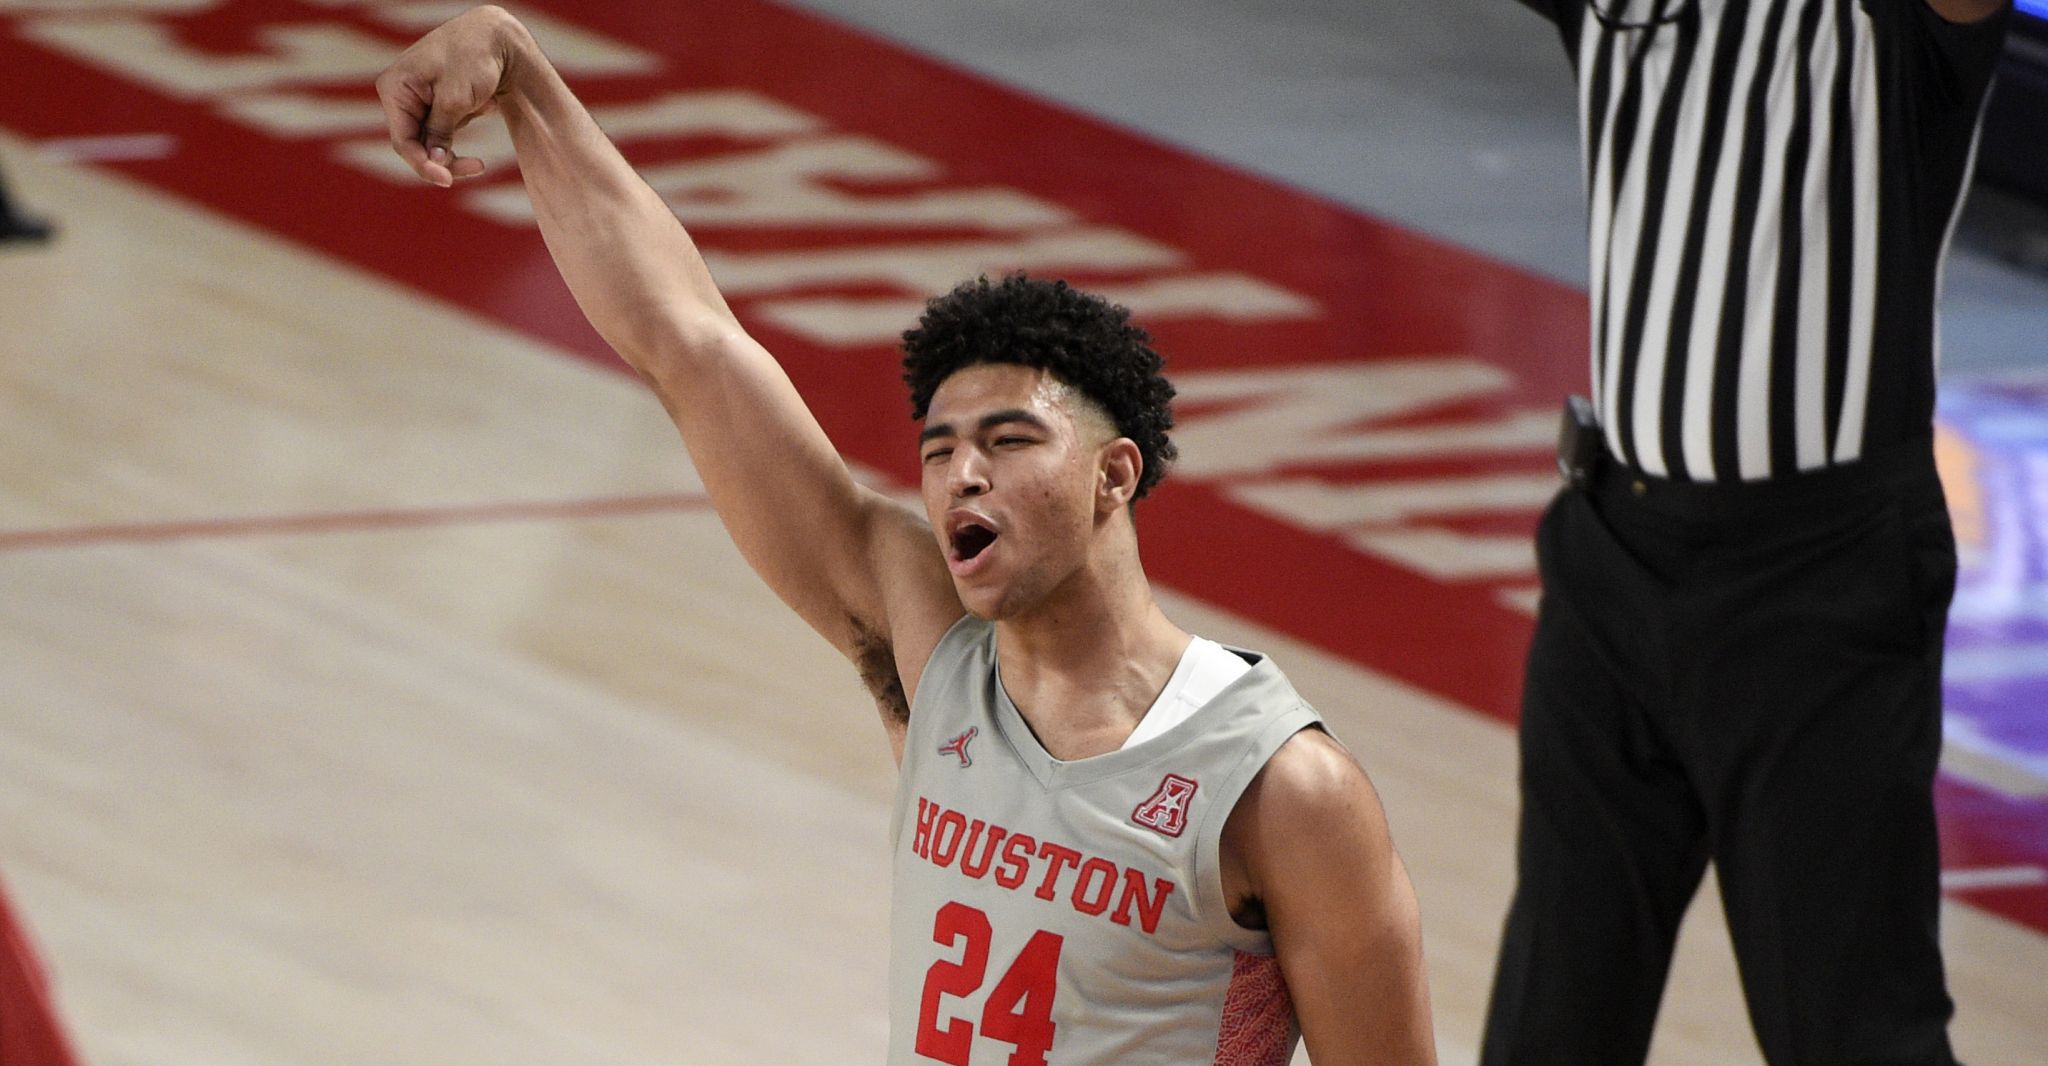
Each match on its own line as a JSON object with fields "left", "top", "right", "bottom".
{"left": 1480, "top": 442, "right": 1960, "bottom": 1066}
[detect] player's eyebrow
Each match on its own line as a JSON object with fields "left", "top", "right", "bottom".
{"left": 918, "top": 409, "right": 1048, "bottom": 445}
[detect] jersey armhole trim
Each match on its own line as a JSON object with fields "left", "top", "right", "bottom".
{"left": 1189, "top": 708, "right": 1322, "bottom": 956}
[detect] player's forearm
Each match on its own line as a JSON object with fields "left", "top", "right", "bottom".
{"left": 492, "top": 21, "right": 739, "bottom": 385}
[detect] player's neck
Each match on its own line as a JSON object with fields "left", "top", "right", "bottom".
{"left": 993, "top": 572, "right": 1189, "bottom": 761}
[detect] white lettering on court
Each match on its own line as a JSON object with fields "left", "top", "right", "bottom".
{"left": 7, "top": 0, "right": 1577, "bottom": 605}
{"left": 465, "top": 135, "right": 1071, "bottom": 231}
{"left": 1170, "top": 362, "right": 1551, "bottom": 478}
{"left": 19, "top": 18, "right": 399, "bottom": 97}
{"left": 16, "top": 0, "right": 1318, "bottom": 343}
{"left": 1173, "top": 362, "right": 1557, "bottom": 595}
{"left": 756, "top": 274, "right": 1315, "bottom": 346}
{"left": 0, "top": 1, "right": 216, "bottom": 12}
{"left": 703, "top": 230, "right": 1183, "bottom": 296}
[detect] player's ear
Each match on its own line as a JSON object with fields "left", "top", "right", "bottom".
{"left": 1097, "top": 438, "right": 1142, "bottom": 513}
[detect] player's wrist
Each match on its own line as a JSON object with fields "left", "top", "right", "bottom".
{"left": 472, "top": 6, "right": 540, "bottom": 102}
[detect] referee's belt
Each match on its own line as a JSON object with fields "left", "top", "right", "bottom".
{"left": 1553, "top": 395, "right": 1937, "bottom": 516}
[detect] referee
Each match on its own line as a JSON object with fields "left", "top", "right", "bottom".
{"left": 1485, "top": 2, "right": 2011, "bottom": 1065}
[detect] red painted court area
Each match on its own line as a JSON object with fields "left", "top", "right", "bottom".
{"left": 1, "top": 0, "right": 2041, "bottom": 935}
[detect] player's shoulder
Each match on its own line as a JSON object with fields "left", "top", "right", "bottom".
{"left": 1221, "top": 725, "right": 1395, "bottom": 916}
{"left": 1261, "top": 726, "right": 1372, "bottom": 792}
{"left": 1243, "top": 726, "right": 1390, "bottom": 842}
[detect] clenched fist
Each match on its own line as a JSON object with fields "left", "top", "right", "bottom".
{"left": 375, "top": 5, "right": 534, "bottom": 187}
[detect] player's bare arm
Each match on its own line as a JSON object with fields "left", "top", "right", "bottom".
{"left": 375, "top": 7, "right": 962, "bottom": 750}
{"left": 1222, "top": 730, "right": 1437, "bottom": 1065}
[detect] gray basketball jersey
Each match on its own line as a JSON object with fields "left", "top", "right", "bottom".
{"left": 887, "top": 616, "right": 1322, "bottom": 1066}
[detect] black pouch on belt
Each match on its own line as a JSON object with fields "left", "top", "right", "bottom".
{"left": 1556, "top": 395, "right": 1601, "bottom": 488}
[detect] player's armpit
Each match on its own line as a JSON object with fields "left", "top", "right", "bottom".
{"left": 1227, "top": 730, "right": 1438, "bottom": 1066}
{"left": 864, "top": 501, "right": 968, "bottom": 688}
{"left": 844, "top": 496, "right": 966, "bottom": 762}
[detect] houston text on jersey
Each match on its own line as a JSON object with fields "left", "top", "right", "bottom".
{"left": 909, "top": 797, "right": 1177, "bottom": 935}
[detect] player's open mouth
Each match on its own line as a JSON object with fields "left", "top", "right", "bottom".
{"left": 945, "top": 511, "right": 1001, "bottom": 575}
{"left": 954, "top": 523, "right": 997, "bottom": 561}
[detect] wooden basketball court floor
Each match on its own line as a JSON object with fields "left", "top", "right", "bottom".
{"left": 1, "top": 3, "right": 2045, "bottom": 1064}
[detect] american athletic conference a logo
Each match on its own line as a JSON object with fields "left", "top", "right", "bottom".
{"left": 1131, "top": 773, "right": 1198, "bottom": 837}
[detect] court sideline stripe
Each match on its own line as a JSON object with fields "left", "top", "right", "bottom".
{"left": 0, "top": 492, "right": 713, "bottom": 553}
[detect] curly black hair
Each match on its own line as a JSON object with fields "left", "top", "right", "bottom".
{"left": 901, "top": 274, "right": 1177, "bottom": 500}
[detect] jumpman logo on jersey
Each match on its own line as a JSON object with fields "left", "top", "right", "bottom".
{"left": 939, "top": 727, "right": 978, "bottom": 768}
{"left": 1132, "top": 773, "right": 1199, "bottom": 837}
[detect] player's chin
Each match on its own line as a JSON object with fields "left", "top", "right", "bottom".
{"left": 953, "top": 588, "right": 1006, "bottom": 622}
{"left": 952, "top": 576, "right": 1020, "bottom": 622}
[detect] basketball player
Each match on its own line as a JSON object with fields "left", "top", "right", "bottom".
{"left": 377, "top": 7, "right": 1435, "bottom": 1063}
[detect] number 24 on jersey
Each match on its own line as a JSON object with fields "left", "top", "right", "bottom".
{"left": 915, "top": 901, "right": 1064, "bottom": 1065}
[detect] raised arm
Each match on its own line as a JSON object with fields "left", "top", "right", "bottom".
{"left": 376, "top": 7, "right": 962, "bottom": 752}
{"left": 1225, "top": 731, "right": 1437, "bottom": 1064}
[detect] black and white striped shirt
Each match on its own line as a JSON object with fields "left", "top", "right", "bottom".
{"left": 1520, "top": 0, "right": 2010, "bottom": 481}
